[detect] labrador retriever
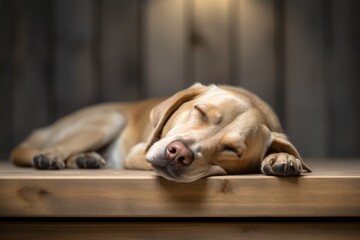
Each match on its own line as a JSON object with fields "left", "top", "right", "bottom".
{"left": 10, "top": 83, "right": 311, "bottom": 182}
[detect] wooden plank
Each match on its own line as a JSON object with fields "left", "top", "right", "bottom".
{"left": 192, "top": 0, "right": 231, "bottom": 85}
{"left": 330, "top": 0, "right": 360, "bottom": 157}
{"left": 0, "top": 0, "right": 13, "bottom": 160}
{"left": 0, "top": 222, "right": 359, "bottom": 240}
{"left": 0, "top": 159, "right": 359, "bottom": 217}
{"left": 284, "top": 0, "right": 328, "bottom": 157}
{"left": 11, "top": 0, "right": 51, "bottom": 145}
{"left": 143, "top": 0, "right": 187, "bottom": 97}
{"left": 54, "top": 0, "right": 98, "bottom": 117}
{"left": 100, "top": 0, "right": 141, "bottom": 102}
{"left": 235, "top": 0, "right": 278, "bottom": 111}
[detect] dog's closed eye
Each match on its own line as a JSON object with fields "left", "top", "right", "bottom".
{"left": 222, "top": 145, "right": 242, "bottom": 158}
{"left": 194, "top": 104, "right": 207, "bottom": 121}
{"left": 194, "top": 104, "right": 222, "bottom": 124}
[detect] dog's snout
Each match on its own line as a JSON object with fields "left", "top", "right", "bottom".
{"left": 166, "top": 141, "right": 194, "bottom": 167}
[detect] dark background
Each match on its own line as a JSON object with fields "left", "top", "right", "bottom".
{"left": 0, "top": 0, "right": 359, "bottom": 160}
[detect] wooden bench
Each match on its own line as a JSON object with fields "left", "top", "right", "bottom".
{"left": 1, "top": 159, "right": 359, "bottom": 239}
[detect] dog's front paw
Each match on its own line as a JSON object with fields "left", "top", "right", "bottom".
{"left": 73, "top": 152, "right": 106, "bottom": 169}
{"left": 261, "top": 153, "right": 303, "bottom": 176}
{"left": 33, "top": 153, "right": 65, "bottom": 170}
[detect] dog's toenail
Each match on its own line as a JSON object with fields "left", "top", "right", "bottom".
{"left": 86, "top": 157, "right": 99, "bottom": 168}
{"left": 76, "top": 157, "right": 86, "bottom": 168}
{"left": 34, "top": 155, "right": 49, "bottom": 169}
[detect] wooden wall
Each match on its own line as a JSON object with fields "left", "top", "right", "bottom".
{"left": 1, "top": 0, "right": 359, "bottom": 160}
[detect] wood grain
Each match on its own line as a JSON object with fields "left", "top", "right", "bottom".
{"left": 192, "top": 0, "right": 231, "bottom": 85}
{"left": 0, "top": 222, "right": 359, "bottom": 240}
{"left": 143, "top": 0, "right": 187, "bottom": 97}
{"left": 100, "top": 0, "right": 141, "bottom": 102}
{"left": 330, "top": 0, "right": 360, "bottom": 157}
{"left": 12, "top": 0, "right": 51, "bottom": 145}
{"left": 0, "top": 0, "right": 14, "bottom": 159}
{"left": 235, "top": 0, "right": 278, "bottom": 110}
{"left": 54, "top": 0, "right": 98, "bottom": 117}
{"left": 0, "top": 160, "right": 359, "bottom": 217}
{"left": 284, "top": 0, "right": 328, "bottom": 157}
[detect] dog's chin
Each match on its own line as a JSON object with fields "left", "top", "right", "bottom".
{"left": 151, "top": 164, "right": 187, "bottom": 182}
{"left": 151, "top": 164, "right": 228, "bottom": 183}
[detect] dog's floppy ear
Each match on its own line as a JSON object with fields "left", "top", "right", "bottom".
{"left": 145, "top": 83, "right": 206, "bottom": 151}
{"left": 266, "top": 131, "right": 312, "bottom": 172}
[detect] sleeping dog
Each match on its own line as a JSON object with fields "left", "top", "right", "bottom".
{"left": 11, "top": 83, "right": 311, "bottom": 182}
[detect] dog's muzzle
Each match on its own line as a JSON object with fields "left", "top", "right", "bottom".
{"left": 146, "top": 140, "right": 194, "bottom": 180}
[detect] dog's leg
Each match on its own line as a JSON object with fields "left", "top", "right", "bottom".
{"left": 124, "top": 143, "right": 152, "bottom": 170}
{"left": 34, "top": 112, "right": 125, "bottom": 170}
{"left": 32, "top": 131, "right": 108, "bottom": 170}
{"left": 261, "top": 153, "right": 304, "bottom": 176}
{"left": 10, "top": 127, "right": 53, "bottom": 167}
{"left": 12, "top": 111, "right": 125, "bottom": 170}
{"left": 66, "top": 152, "right": 106, "bottom": 169}
{"left": 260, "top": 130, "right": 311, "bottom": 176}
{"left": 10, "top": 144, "right": 43, "bottom": 167}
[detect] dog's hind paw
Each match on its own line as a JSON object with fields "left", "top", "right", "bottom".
{"left": 71, "top": 152, "right": 106, "bottom": 169}
{"left": 261, "top": 153, "right": 303, "bottom": 176}
{"left": 33, "top": 153, "right": 65, "bottom": 170}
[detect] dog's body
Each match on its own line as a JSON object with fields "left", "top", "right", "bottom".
{"left": 11, "top": 84, "right": 311, "bottom": 182}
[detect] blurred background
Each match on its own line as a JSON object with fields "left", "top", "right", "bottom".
{"left": 0, "top": 0, "right": 359, "bottom": 160}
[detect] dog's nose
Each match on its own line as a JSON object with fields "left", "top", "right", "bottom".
{"left": 166, "top": 141, "right": 194, "bottom": 167}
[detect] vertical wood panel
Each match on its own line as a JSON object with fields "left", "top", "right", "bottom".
{"left": 235, "top": 0, "right": 278, "bottom": 110}
{"left": 0, "top": 0, "right": 13, "bottom": 159}
{"left": 54, "top": 0, "right": 98, "bottom": 117}
{"left": 101, "top": 0, "right": 140, "bottom": 102}
{"left": 192, "top": 0, "right": 231, "bottom": 85}
{"left": 354, "top": 1, "right": 360, "bottom": 157}
{"left": 143, "top": 0, "right": 187, "bottom": 97}
{"left": 12, "top": 0, "right": 51, "bottom": 145}
{"left": 1, "top": 0, "right": 360, "bottom": 159}
{"left": 331, "top": 0, "right": 360, "bottom": 156}
{"left": 284, "top": 0, "right": 328, "bottom": 157}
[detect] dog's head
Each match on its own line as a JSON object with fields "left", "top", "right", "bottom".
{"left": 145, "top": 83, "right": 299, "bottom": 182}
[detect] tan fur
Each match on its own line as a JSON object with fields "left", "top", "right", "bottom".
{"left": 11, "top": 84, "right": 311, "bottom": 182}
